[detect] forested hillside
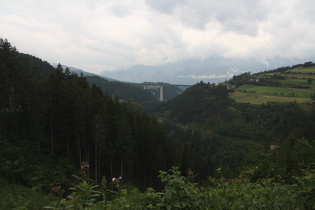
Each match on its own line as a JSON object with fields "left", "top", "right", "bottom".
{"left": 161, "top": 81, "right": 315, "bottom": 179}
{"left": 0, "top": 39, "right": 200, "bottom": 205}
{"left": 84, "top": 77, "right": 185, "bottom": 112}
{"left": 1, "top": 38, "right": 315, "bottom": 209}
{"left": 85, "top": 75, "right": 161, "bottom": 112}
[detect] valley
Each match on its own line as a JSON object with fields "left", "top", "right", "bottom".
{"left": 1, "top": 38, "right": 315, "bottom": 209}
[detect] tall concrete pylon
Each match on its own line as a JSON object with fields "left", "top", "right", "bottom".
{"left": 159, "top": 86, "right": 163, "bottom": 101}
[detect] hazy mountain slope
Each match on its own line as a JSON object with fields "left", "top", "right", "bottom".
{"left": 100, "top": 56, "right": 307, "bottom": 85}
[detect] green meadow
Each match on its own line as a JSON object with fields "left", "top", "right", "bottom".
{"left": 282, "top": 73, "right": 315, "bottom": 79}
{"left": 229, "top": 65, "right": 315, "bottom": 104}
{"left": 278, "top": 78, "right": 308, "bottom": 85}
{"left": 229, "top": 91, "right": 310, "bottom": 104}
{"left": 235, "top": 84, "right": 313, "bottom": 98}
{"left": 289, "top": 66, "right": 315, "bottom": 73}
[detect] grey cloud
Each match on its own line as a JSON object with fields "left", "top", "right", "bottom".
{"left": 146, "top": 0, "right": 268, "bottom": 35}
{"left": 213, "top": 1, "right": 268, "bottom": 35}
{"left": 2, "top": 0, "right": 315, "bottom": 76}
{"left": 144, "top": 0, "right": 213, "bottom": 30}
{"left": 145, "top": 0, "right": 184, "bottom": 14}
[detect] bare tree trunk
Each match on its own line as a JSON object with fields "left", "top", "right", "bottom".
{"left": 50, "top": 119, "right": 54, "bottom": 155}
{"left": 84, "top": 150, "right": 90, "bottom": 177}
{"left": 110, "top": 158, "right": 113, "bottom": 179}
{"left": 95, "top": 142, "right": 98, "bottom": 183}
{"left": 98, "top": 154, "right": 101, "bottom": 180}
{"left": 76, "top": 147, "right": 79, "bottom": 164}
{"left": 66, "top": 139, "right": 69, "bottom": 156}
{"left": 121, "top": 158, "right": 123, "bottom": 186}
{"left": 37, "top": 138, "right": 41, "bottom": 152}
{"left": 78, "top": 139, "right": 82, "bottom": 163}
{"left": 143, "top": 168, "right": 146, "bottom": 189}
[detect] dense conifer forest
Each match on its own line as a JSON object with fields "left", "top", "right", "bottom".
{"left": 0, "top": 39, "right": 181, "bottom": 202}
{"left": 1, "top": 38, "right": 315, "bottom": 209}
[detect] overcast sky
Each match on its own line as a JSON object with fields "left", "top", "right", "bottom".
{"left": 1, "top": 0, "right": 315, "bottom": 74}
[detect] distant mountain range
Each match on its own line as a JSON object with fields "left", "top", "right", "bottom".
{"left": 51, "top": 63, "right": 184, "bottom": 112}
{"left": 99, "top": 56, "right": 311, "bottom": 85}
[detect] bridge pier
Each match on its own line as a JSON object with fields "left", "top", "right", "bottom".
{"left": 140, "top": 83, "right": 190, "bottom": 102}
{"left": 159, "top": 86, "right": 163, "bottom": 101}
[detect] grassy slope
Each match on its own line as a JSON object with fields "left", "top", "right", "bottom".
{"left": 230, "top": 66, "right": 315, "bottom": 104}
{"left": 290, "top": 66, "right": 315, "bottom": 73}
{"left": 229, "top": 91, "right": 309, "bottom": 104}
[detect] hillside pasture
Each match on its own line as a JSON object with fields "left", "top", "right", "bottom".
{"left": 229, "top": 91, "right": 310, "bottom": 104}
{"left": 257, "top": 73, "right": 315, "bottom": 80}
{"left": 281, "top": 73, "right": 315, "bottom": 79}
{"left": 278, "top": 77, "right": 308, "bottom": 86}
{"left": 288, "top": 66, "right": 315, "bottom": 73}
{"left": 281, "top": 66, "right": 315, "bottom": 79}
{"left": 230, "top": 65, "right": 315, "bottom": 104}
{"left": 235, "top": 84, "right": 314, "bottom": 98}
{"left": 256, "top": 66, "right": 315, "bottom": 80}
{"left": 256, "top": 73, "right": 273, "bottom": 78}
{"left": 280, "top": 79, "right": 315, "bottom": 89}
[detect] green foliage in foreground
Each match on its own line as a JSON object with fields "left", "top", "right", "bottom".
{"left": 44, "top": 166, "right": 315, "bottom": 210}
{"left": 0, "top": 178, "right": 54, "bottom": 210}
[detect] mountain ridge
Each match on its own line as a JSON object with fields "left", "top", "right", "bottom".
{"left": 51, "top": 63, "right": 118, "bottom": 82}
{"left": 99, "top": 56, "right": 311, "bottom": 85}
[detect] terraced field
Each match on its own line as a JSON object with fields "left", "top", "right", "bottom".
{"left": 229, "top": 91, "right": 310, "bottom": 104}
{"left": 229, "top": 66, "right": 315, "bottom": 104}
{"left": 257, "top": 66, "right": 315, "bottom": 80}
{"left": 235, "top": 84, "right": 313, "bottom": 97}
{"left": 289, "top": 66, "right": 315, "bottom": 73}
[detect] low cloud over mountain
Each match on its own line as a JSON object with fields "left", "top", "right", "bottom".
{"left": 100, "top": 56, "right": 308, "bottom": 85}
